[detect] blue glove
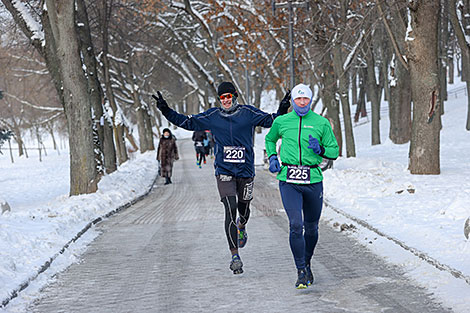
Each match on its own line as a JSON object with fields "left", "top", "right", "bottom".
{"left": 268, "top": 155, "right": 281, "bottom": 173}
{"left": 308, "top": 135, "right": 322, "bottom": 154}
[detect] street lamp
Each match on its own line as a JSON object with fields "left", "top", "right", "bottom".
{"left": 272, "top": 0, "right": 309, "bottom": 89}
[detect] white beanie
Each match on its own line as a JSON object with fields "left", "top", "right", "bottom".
{"left": 291, "top": 83, "right": 312, "bottom": 100}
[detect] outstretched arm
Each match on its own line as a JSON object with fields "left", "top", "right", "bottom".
{"left": 153, "top": 91, "right": 211, "bottom": 131}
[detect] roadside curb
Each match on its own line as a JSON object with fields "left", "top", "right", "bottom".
{"left": 0, "top": 173, "right": 160, "bottom": 309}
{"left": 324, "top": 199, "right": 470, "bottom": 287}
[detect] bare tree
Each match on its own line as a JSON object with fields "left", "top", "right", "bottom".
{"left": 45, "top": 0, "right": 99, "bottom": 193}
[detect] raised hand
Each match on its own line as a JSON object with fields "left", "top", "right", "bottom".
{"left": 152, "top": 91, "right": 169, "bottom": 113}
{"left": 278, "top": 89, "right": 291, "bottom": 115}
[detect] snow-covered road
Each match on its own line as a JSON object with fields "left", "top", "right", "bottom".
{"left": 25, "top": 139, "right": 450, "bottom": 313}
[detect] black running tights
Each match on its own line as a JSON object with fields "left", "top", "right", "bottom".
{"left": 221, "top": 196, "right": 250, "bottom": 251}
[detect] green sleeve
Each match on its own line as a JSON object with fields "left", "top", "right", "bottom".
{"left": 321, "top": 122, "right": 339, "bottom": 160}
{"left": 265, "top": 119, "right": 281, "bottom": 157}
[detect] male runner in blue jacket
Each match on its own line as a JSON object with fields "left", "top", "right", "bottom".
{"left": 154, "top": 82, "right": 290, "bottom": 274}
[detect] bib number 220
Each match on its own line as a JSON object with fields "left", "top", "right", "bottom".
{"left": 223, "top": 146, "right": 246, "bottom": 163}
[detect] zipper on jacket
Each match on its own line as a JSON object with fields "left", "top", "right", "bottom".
{"left": 298, "top": 117, "right": 302, "bottom": 165}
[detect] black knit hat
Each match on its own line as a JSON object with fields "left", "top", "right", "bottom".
{"left": 217, "top": 82, "right": 238, "bottom": 97}
{"left": 162, "top": 128, "right": 172, "bottom": 137}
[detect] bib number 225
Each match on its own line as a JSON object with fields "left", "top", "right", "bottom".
{"left": 286, "top": 165, "right": 310, "bottom": 184}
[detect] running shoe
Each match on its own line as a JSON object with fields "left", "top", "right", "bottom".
{"left": 295, "top": 268, "right": 308, "bottom": 289}
{"left": 230, "top": 254, "right": 243, "bottom": 274}
{"left": 305, "top": 264, "right": 314, "bottom": 285}
{"left": 236, "top": 218, "right": 248, "bottom": 248}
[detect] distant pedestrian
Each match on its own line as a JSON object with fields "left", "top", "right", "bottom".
{"left": 157, "top": 128, "right": 179, "bottom": 185}
{"left": 206, "top": 130, "right": 215, "bottom": 158}
{"left": 265, "top": 83, "right": 339, "bottom": 289}
{"left": 192, "top": 130, "right": 207, "bottom": 168}
{"left": 203, "top": 132, "right": 211, "bottom": 157}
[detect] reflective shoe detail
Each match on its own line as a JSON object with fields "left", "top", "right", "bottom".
{"left": 236, "top": 218, "right": 248, "bottom": 248}
{"left": 230, "top": 254, "right": 243, "bottom": 274}
{"left": 295, "top": 269, "right": 308, "bottom": 289}
{"left": 306, "top": 264, "right": 314, "bottom": 286}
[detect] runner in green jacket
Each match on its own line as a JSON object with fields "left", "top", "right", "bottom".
{"left": 265, "top": 83, "right": 339, "bottom": 288}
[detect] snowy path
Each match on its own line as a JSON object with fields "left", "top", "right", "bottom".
{"left": 27, "top": 139, "right": 451, "bottom": 312}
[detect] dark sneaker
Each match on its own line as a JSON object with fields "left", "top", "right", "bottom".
{"left": 306, "top": 264, "right": 314, "bottom": 286}
{"left": 237, "top": 218, "right": 248, "bottom": 248}
{"left": 295, "top": 268, "right": 308, "bottom": 289}
{"left": 230, "top": 254, "right": 243, "bottom": 274}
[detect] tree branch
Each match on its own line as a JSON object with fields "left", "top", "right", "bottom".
{"left": 375, "top": 0, "right": 409, "bottom": 71}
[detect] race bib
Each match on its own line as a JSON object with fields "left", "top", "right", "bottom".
{"left": 223, "top": 146, "right": 246, "bottom": 163}
{"left": 286, "top": 165, "right": 311, "bottom": 184}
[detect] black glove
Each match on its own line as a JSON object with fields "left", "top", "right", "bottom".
{"left": 152, "top": 91, "right": 170, "bottom": 114}
{"left": 278, "top": 89, "right": 291, "bottom": 115}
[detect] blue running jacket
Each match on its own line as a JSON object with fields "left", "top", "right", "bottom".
{"left": 162, "top": 105, "right": 280, "bottom": 178}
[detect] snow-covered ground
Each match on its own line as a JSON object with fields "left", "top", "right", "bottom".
{"left": 319, "top": 93, "right": 470, "bottom": 311}
{"left": 1, "top": 86, "right": 470, "bottom": 312}
{"left": 0, "top": 146, "right": 160, "bottom": 311}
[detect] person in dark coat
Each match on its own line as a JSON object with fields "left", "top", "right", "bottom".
{"left": 157, "top": 128, "right": 179, "bottom": 184}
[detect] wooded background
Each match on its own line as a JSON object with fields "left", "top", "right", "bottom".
{"left": 1, "top": 0, "right": 469, "bottom": 195}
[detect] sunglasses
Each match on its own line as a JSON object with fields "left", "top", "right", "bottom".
{"left": 220, "top": 93, "right": 233, "bottom": 100}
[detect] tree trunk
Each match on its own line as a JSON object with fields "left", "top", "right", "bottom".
{"left": 438, "top": 0, "right": 448, "bottom": 114}
{"left": 448, "top": 41, "right": 454, "bottom": 84}
{"left": 333, "top": 44, "right": 356, "bottom": 157}
{"left": 127, "top": 55, "right": 149, "bottom": 153}
{"left": 366, "top": 46, "right": 381, "bottom": 145}
{"left": 143, "top": 108, "right": 155, "bottom": 151}
{"left": 385, "top": 1, "right": 412, "bottom": 144}
{"left": 15, "top": 135, "right": 24, "bottom": 157}
{"left": 45, "top": 0, "right": 98, "bottom": 194}
{"left": 407, "top": 0, "right": 441, "bottom": 174}
{"left": 100, "top": 0, "right": 128, "bottom": 164}
{"left": 48, "top": 125, "right": 59, "bottom": 153}
{"left": 449, "top": 0, "right": 470, "bottom": 130}
{"left": 76, "top": 0, "right": 116, "bottom": 173}
{"left": 8, "top": 139, "right": 14, "bottom": 163}
{"left": 389, "top": 56, "right": 412, "bottom": 144}
{"left": 321, "top": 60, "right": 343, "bottom": 156}
{"left": 133, "top": 90, "right": 149, "bottom": 153}
{"left": 355, "top": 68, "right": 367, "bottom": 123}
{"left": 351, "top": 71, "right": 358, "bottom": 106}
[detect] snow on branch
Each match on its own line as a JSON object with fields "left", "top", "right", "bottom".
{"left": 456, "top": 1, "right": 470, "bottom": 47}
{"left": 4, "top": 92, "right": 63, "bottom": 112}
{"left": 343, "top": 29, "right": 365, "bottom": 71}
{"left": 34, "top": 112, "right": 63, "bottom": 125}
{"left": 11, "top": 0, "right": 44, "bottom": 43}
{"left": 107, "top": 54, "right": 128, "bottom": 64}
